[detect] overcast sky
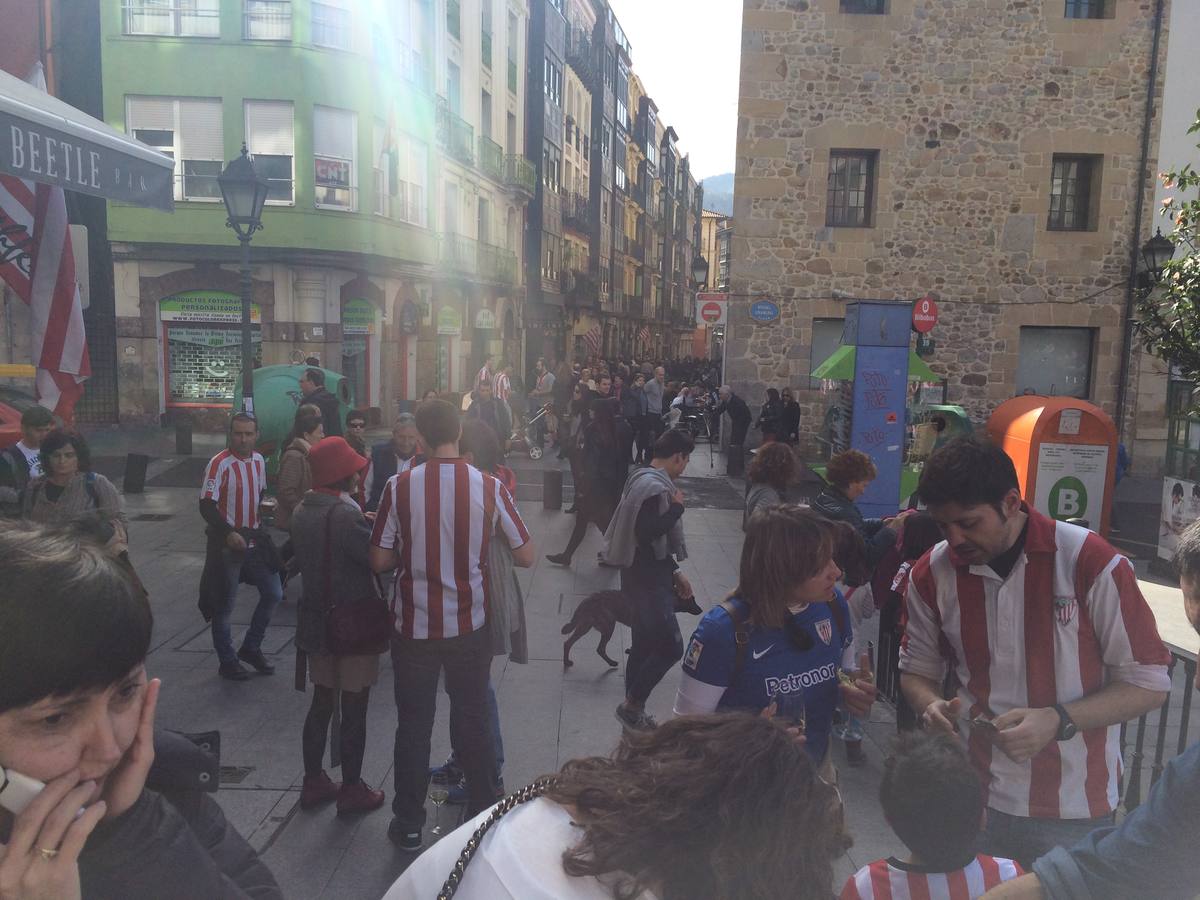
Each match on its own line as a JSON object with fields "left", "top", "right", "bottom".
{"left": 608, "top": 0, "right": 743, "bottom": 180}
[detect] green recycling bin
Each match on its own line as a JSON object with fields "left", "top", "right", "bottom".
{"left": 924, "top": 404, "right": 973, "bottom": 450}
{"left": 233, "top": 365, "right": 355, "bottom": 477}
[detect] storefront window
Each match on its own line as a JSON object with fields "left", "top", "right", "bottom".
{"left": 341, "top": 298, "right": 376, "bottom": 409}
{"left": 1016, "top": 326, "right": 1094, "bottom": 399}
{"left": 160, "top": 292, "right": 262, "bottom": 406}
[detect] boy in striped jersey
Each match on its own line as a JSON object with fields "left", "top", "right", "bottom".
{"left": 842, "top": 732, "right": 1022, "bottom": 900}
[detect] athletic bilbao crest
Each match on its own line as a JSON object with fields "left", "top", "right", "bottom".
{"left": 1054, "top": 596, "right": 1077, "bottom": 626}
{"left": 816, "top": 620, "right": 833, "bottom": 645}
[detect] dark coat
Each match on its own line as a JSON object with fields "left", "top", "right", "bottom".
{"left": 289, "top": 491, "right": 379, "bottom": 655}
{"left": 304, "top": 386, "right": 342, "bottom": 437}
{"left": 781, "top": 400, "right": 802, "bottom": 440}
{"left": 812, "top": 485, "right": 896, "bottom": 569}
{"left": 466, "top": 397, "right": 513, "bottom": 442}
{"left": 717, "top": 394, "right": 752, "bottom": 427}
{"left": 78, "top": 730, "right": 282, "bottom": 898}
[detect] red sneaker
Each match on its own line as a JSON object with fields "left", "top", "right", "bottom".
{"left": 300, "top": 771, "right": 341, "bottom": 810}
{"left": 337, "top": 780, "right": 385, "bottom": 815}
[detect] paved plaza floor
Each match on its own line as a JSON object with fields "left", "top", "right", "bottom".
{"left": 84, "top": 424, "right": 1198, "bottom": 898}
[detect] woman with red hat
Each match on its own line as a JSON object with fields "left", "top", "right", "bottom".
{"left": 288, "top": 437, "right": 387, "bottom": 815}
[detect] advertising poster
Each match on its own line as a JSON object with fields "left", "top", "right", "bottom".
{"left": 850, "top": 345, "right": 907, "bottom": 518}
{"left": 1032, "top": 442, "right": 1109, "bottom": 524}
{"left": 1158, "top": 477, "right": 1200, "bottom": 561}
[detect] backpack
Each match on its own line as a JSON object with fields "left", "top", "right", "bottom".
{"left": 721, "top": 595, "right": 849, "bottom": 682}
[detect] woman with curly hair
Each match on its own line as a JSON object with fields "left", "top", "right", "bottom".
{"left": 813, "top": 448, "right": 911, "bottom": 569}
{"left": 384, "top": 714, "right": 847, "bottom": 900}
{"left": 743, "top": 441, "right": 796, "bottom": 529}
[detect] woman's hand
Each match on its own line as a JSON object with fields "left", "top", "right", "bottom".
{"left": 759, "top": 702, "right": 807, "bottom": 747}
{"left": 100, "top": 678, "right": 160, "bottom": 820}
{"left": 0, "top": 771, "right": 108, "bottom": 900}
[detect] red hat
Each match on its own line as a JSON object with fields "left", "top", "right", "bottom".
{"left": 308, "top": 437, "right": 368, "bottom": 488}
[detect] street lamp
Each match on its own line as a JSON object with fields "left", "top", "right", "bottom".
{"left": 691, "top": 254, "right": 710, "bottom": 290}
{"left": 218, "top": 144, "right": 269, "bottom": 414}
{"left": 1140, "top": 228, "right": 1175, "bottom": 285}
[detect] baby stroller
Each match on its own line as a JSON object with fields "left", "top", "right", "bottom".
{"left": 511, "top": 402, "right": 555, "bottom": 460}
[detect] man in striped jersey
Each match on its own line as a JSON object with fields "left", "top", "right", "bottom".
{"left": 198, "top": 413, "right": 283, "bottom": 681}
{"left": 841, "top": 732, "right": 1023, "bottom": 900}
{"left": 900, "top": 438, "right": 1170, "bottom": 868}
{"left": 369, "top": 399, "right": 533, "bottom": 852}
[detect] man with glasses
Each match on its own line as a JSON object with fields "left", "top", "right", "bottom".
{"left": 198, "top": 412, "right": 283, "bottom": 681}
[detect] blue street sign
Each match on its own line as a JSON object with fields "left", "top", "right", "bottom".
{"left": 749, "top": 300, "right": 780, "bottom": 322}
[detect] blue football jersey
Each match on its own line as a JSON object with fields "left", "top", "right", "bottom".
{"left": 681, "top": 591, "right": 853, "bottom": 763}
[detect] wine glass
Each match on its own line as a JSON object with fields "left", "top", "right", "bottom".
{"left": 428, "top": 786, "right": 450, "bottom": 835}
{"left": 774, "top": 689, "right": 807, "bottom": 732}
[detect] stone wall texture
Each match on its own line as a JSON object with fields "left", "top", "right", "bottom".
{"left": 730, "top": 0, "right": 1171, "bottom": 453}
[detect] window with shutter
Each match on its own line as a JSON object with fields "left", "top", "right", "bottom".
{"left": 312, "top": 1, "right": 351, "bottom": 51}
{"left": 403, "top": 138, "right": 428, "bottom": 227}
{"left": 127, "top": 96, "right": 223, "bottom": 202}
{"left": 314, "top": 106, "right": 357, "bottom": 211}
{"left": 244, "top": 100, "right": 294, "bottom": 203}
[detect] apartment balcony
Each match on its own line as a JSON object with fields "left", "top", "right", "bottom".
{"left": 435, "top": 98, "right": 474, "bottom": 166}
{"left": 438, "top": 233, "right": 477, "bottom": 275}
{"left": 505, "top": 155, "right": 536, "bottom": 198}
{"left": 630, "top": 241, "right": 645, "bottom": 262}
{"left": 564, "top": 25, "right": 596, "bottom": 84}
{"left": 478, "top": 242, "right": 518, "bottom": 284}
{"left": 563, "top": 192, "right": 592, "bottom": 232}
{"left": 478, "top": 136, "right": 504, "bottom": 183}
{"left": 630, "top": 180, "right": 647, "bottom": 209}
{"left": 563, "top": 269, "right": 597, "bottom": 307}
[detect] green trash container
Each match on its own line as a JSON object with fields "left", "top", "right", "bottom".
{"left": 234, "top": 365, "right": 355, "bottom": 477}
{"left": 924, "top": 404, "right": 973, "bottom": 450}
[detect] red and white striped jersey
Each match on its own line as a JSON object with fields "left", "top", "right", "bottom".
{"left": 200, "top": 450, "right": 267, "bottom": 530}
{"left": 840, "top": 855, "right": 1023, "bottom": 900}
{"left": 899, "top": 507, "right": 1171, "bottom": 819}
{"left": 493, "top": 371, "right": 511, "bottom": 403}
{"left": 476, "top": 364, "right": 492, "bottom": 389}
{"left": 371, "top": 459, "right": 530, "bottom": 640}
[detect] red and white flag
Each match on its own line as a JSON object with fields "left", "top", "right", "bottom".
{"left": 0, "top": 65, "right": 90, "bottom": 420}
{"left": 584, "top": 324, "right": 602, "bottom": 356}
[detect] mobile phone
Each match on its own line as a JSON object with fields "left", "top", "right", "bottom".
{"left": 970, "top": 716, "right": 998, "bottom": 735}
{"left": 0, "top": 765, "right": 45, "bottom": 816}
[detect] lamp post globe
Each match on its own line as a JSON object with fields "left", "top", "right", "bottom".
{"left": 1141, "top": 228, "right": 1175, "bottom": 284}
{"left": 217, "top": 144, "right": 269, "bottom": 414}
{"left": 691, "top": 254, "right": 710, "bottom": 290}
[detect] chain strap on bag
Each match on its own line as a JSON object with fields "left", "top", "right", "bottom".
{"left": 436, "top": 777, "right": 558, "bottom": 899}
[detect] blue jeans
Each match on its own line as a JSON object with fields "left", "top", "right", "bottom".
{"left": 982, "top": 807, "right": 1115, "bottom": 869}
{"left": 211, "top": 543, "right": 283, "bottom": 664}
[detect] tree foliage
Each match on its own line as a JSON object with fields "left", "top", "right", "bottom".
{"left": 1134, "top": 110, "right": 1200, "bottom": 388}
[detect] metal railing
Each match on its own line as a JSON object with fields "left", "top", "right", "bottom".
{"left": 565, "top": 25, "right": 595, "bottom": 83}
{"left": 435, "top": 99, "right": 474, "bottom": 166}
{"left": 123, "top": 1, "right": 219, "bottom": 36}
{"left": 478, "top": 242, "right": 517, "bottom": 284}
{"left": 563, "top": 191, "right": 591, "bottom": 229}
{"left": 505, "top": 155, "right": 536, "bottom": 196}
{"left": 244, "top": 0, "right": 291, "bottom": 40}
{"left": 438, "top": 233, "right": 477, "bottom": 274}
{"left": 478, "top": 136, "right": 504, "bottom": 182}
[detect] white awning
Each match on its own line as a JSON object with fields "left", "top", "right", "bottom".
{"left": 0, "top": 68, "right": 175, "bottom": 210}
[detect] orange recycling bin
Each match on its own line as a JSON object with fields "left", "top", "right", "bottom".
{"left": 986, "top": 396, "right": 1118, "bottom": 536}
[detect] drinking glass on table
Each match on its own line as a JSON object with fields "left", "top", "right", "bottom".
{"left": 428, "top": 786, "right": 450, "bottom": 835}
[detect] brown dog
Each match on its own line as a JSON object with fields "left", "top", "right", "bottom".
{"left": 561, "top": 590, "right": 704, "bottom": 668}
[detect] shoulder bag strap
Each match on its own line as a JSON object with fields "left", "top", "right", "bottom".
{"left": 719, "top": 599, "right": 751, "bottom": 681}
{"left": 323, "top": 504, "right": 336, "bottom": 610}
{"left": 436, "top": 778, "right": 556, "bottom": 900}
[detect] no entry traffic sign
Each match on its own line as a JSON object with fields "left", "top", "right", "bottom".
{"left": 695, "top": 293, "right": 728, "bottom": 325}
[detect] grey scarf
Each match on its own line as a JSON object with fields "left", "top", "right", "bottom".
{"left": 601, "top": 466, "right": 687, "bottom": 568}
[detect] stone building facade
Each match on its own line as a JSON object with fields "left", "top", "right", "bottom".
{"left": 729, "top": 0, "right": 1171, "bottom": 463}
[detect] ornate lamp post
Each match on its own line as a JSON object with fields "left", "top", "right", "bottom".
{"left": 217, "top": 145, "right": 269, "bottom": 413}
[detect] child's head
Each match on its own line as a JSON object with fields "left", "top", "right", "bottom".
{"left": 900, "top": 512, "right": 943, "bottom": 562}
{"left": 880, "top": 732, "right": 983, "bottom": 870}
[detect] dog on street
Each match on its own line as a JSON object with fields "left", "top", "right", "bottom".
{"left": 561, "top": 589, "right": 703, "bottom": 668}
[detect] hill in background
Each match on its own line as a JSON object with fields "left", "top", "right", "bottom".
{"left": 701, "top": 172, "right": 734, "bottom": 216}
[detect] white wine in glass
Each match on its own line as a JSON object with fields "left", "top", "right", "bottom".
{"left": 429, "top": 787, "right": 450, "bottom": 835}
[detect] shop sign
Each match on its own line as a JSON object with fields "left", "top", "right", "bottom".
{"left": 161, "top": 291, "right": 261, "bottom": 324}
{"left": 437, "top": 305, "right": 463, "bottom": 336}
{"left": 475, "top": 308, "right": 497, "bottom": 330}
{"left": 167, "top": 326, "right": 261, "bottom": 348}
{"left": 1032, "top": 442, "right": 1109, "bottom": 523}
{"left": 749, "top": 300, "right": 780, "bottom": 323}
{"left": 1158, "top": 477, "right": 1200, "bottom": 561}
{"left": 696, "top": 293, "right": 728, "bottom": 325}
{"left": 342, "top": 297, "right": 375, "bottom": 335}
{"left": 315, "top": 156, "right": 351, "bottom": 189}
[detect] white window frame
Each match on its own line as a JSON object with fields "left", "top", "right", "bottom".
{"left": 373, "top": 120, "right": 390, "bottom": 218}
{"left": 399, "top": 137, "right": 429, "bottom": 227}
{"left": 244, "top": 99, "right": 295, "bottom": 205}
{"left": 122, "top": 0, "right": 220, "bottom": 37}
{"left": 126, "top": 96, "right": 224, "bottom": 202}
{"left": 311, "top": 0, "right": 352, "bottom": 51}
{"left": 314, "top": 105, "right": 358, "bottom": 212}
{"left": 244, "top": 0, "right": 292, "bottom": 41}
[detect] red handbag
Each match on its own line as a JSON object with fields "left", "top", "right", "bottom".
{"left": 322, "top": 505, "right": 393, "bottom": 656}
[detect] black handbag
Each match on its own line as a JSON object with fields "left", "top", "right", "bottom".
{"left": 322, "top": 504, "right": 393, "bottom": 656}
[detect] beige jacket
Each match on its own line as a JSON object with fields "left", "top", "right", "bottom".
{"left": 275, "top": 438, "right": 312, "bottom": 530}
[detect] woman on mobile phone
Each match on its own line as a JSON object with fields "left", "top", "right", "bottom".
{"left": 672, "top": 506, "right": 877, "bottom": 775}
{"left": 0, "top": 524, "right": 281, "bottom": 899}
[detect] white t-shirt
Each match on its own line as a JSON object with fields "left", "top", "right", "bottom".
{"left": 16, "top": 441, "right": 42, "bottom": 478}
{"left": 383, "top": 797, "right": 655, "bottom": 900}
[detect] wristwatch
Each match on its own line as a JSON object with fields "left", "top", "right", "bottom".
{"left": 1053, "top": 704, "right": 1078, "bottom": 741}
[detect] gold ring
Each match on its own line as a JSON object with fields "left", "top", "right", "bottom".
{"left": 37, "top": 847, "right": 58, "bottom": 861}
